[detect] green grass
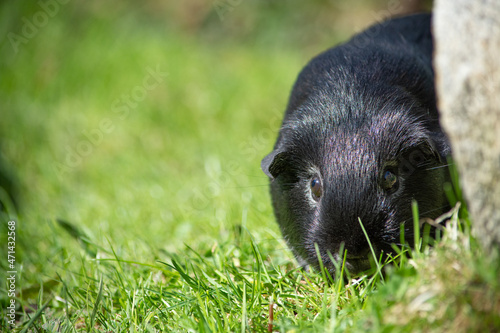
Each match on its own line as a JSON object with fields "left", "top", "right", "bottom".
{"left": 1, "top": 1, "right": 499, "bottom": 332}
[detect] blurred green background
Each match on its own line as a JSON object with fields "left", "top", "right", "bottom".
{"left": 0, "top": 0, "right": 431, "bottom": 291}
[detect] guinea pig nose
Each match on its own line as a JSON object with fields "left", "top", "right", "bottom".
{"left": 344, "top": 246, "right": 371, "bottom": 260}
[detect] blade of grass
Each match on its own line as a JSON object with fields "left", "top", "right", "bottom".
{"left": 241, "top": 283, "right": 247, "bottom": 333}
{"left": 412, "top": 200, "right": 421, "bottom": 255}
{"left": 358, "top": 218, "right": 384, "bottom": 282}
{"left": 19, "top": 299, "right": 51, "bottom": 333}
{"left": 314, "top": 243, "right": 332, "bottom": 284}
{"left": 88, "top": 276, "right": 104, "bottom": 333}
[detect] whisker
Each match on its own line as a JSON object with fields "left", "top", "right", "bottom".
{"left": 420, "top": 202, "right": 461, "bottom": 227}
{"left": 400, "top": 204, "right": 451, "bottom": 224}
{"left": 225, "top": 184, "right": 270, "bottom": 189}
{"left": 425, "top": 163, "right": 454, "bottom": 171}
{"left": 383, "top": 242, "right": 406, "bottom": 247}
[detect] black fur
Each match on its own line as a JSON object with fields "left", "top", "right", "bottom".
{"left": 262, "top": 14, "right": 451, "bottom": 275}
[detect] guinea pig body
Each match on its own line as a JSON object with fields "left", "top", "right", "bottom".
{"left": 262, "top": 13, "right": 451, "bottom": 275}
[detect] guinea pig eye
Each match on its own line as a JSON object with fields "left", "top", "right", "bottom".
{"left": 310, "top": 178, "right": 323, "bottom": 200}
{"left": 382, "top": 170, "right": 398, "bottom": 191}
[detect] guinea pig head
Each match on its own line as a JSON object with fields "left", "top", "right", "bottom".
{"left": 262, "top": 106, "right": 450, "bottom": 276}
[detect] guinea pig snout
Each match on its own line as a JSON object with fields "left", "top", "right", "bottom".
{"left": 322, "top": 231, "right": 373, "bottom": 260}
{"left": 343, "top": 244, "right": 371, "bottom": 260}
{"left": 310, "top": 205, "right": 388, "bottom": 273}
{"left": 312, "top": 232, "right": 375, "bottom": 274}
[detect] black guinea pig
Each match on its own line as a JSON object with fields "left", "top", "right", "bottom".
{"left": 261, "top": 13, "right": 451, "bottom": 276}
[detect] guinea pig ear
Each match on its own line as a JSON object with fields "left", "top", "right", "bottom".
{"left": 428, "top": 131, "right": 452, "bottom": 161}
{"left": 261, "top": 148, "right": 288, "bottom": 180}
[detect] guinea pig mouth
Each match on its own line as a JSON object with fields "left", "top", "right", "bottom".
{"left": 315, "top": 252, "right": 374, "bottom": 277}
{"left": 344, "top": 258, "right": 372, "bottom": 275}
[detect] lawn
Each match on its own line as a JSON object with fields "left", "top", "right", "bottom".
{"left": 1, "top": 1, "right": 499, "bottom": 332}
